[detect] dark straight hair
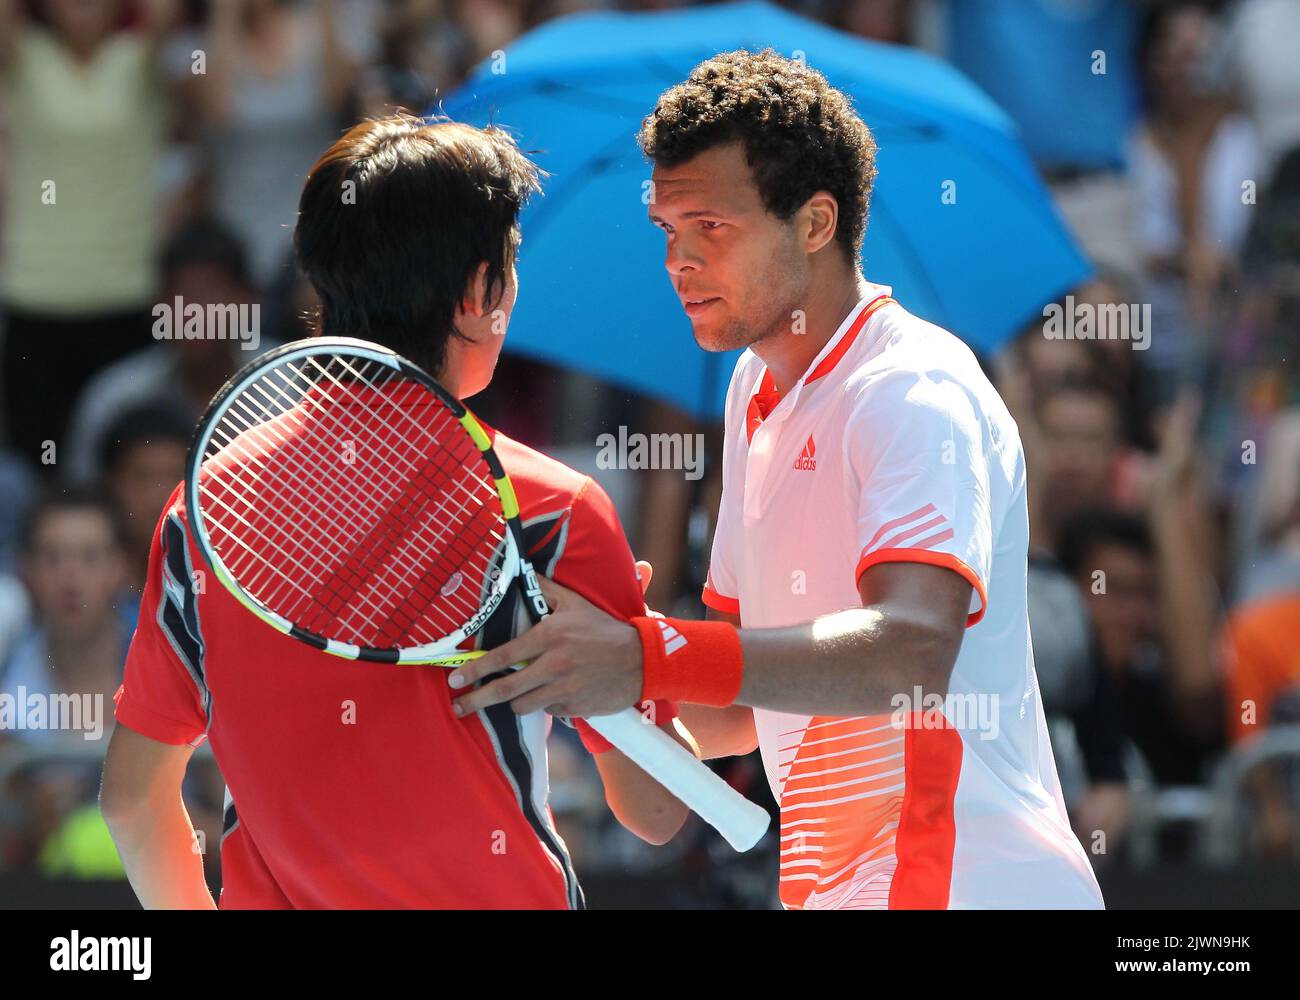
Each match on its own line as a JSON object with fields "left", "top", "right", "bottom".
{"left": 294, "top": 115, "right": 542, "bottom": 376}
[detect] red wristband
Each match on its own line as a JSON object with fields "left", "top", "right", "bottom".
{"left": 574, "top": 700, "right": 678, "bottom": 755}
{"left": 632, "top": 617, "right": 743, "bottom": 707}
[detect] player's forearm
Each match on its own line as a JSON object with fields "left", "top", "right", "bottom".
{"left": 595, "top": 719, "right": 692, "bottom": 845}
{"left": 103, "top": 798, "right": 216, "bottom": 909}
{"left": 733, "top": 605, "right": 961, "bottom": 717}
{"left": 675, "top": 703, "right": 757, "bottom": 758}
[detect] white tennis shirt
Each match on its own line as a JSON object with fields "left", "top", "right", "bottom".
{"left": 703, "top": 287, "right": 1105, "bottom": 910}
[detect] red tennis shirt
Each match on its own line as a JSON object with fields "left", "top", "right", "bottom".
{"left": 114, "top": 424, "right": 645, "bottom": 909}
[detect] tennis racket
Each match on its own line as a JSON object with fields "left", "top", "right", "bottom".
{"left": 184, "top": 336, "right": 770, "bottom": 852}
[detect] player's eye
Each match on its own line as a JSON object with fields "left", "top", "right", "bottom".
{"left": 699, "top": 220, "right": 723, "bottom": 231}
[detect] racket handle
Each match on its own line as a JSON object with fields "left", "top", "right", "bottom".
{"left": 585, "top": 708, "right": 770, "bottom": 852}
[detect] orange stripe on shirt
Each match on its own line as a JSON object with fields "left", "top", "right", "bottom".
{"left": 887, "top": 718, "right": 962, "bottom": 909}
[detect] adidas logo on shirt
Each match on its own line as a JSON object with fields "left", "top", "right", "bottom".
{"left": 792, "top": 435, "right": 817, "bottom": 471}
{"left": 655, "top": 619, "right": 687, "bottom": 655}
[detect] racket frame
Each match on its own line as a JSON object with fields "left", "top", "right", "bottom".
{"left": 185, "top": 336, "right": 528, "bottom": 664}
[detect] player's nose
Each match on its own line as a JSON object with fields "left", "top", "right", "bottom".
{"left": 664, "top": 236, "right": 698, "bottom": 277}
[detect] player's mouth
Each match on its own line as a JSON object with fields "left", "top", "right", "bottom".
{"left": 683, "top": 296, "right": 720, "bottom": 317}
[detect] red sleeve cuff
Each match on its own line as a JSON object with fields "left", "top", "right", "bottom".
{"left": 855, "top": 548, "right": 988, "bottom": 627}
{"left": 114, "top": 689, "right": 207, "bottom": 747}
{"left": 700, "top": 584, "right": 740, "bottom": 616}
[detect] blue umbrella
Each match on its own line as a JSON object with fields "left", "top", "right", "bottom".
{"left": 440, "top": 0, "right": 1090, "bottom": 420}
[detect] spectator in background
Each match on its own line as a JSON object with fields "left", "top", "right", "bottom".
{"left": 922, "top": 0, "right": 1143, "bottom": 276}
{"left": 193, "top": 0, "right": 376, "bottom": 288}
{"left": 0, "top": 489, "right": 134, "bottom": 873}
{"left": 1205, "top": 0, "right": 1300, "bottom": 185}
{"left": 827, "top": 0, "right": 914, "bottom": 44}
{"left": 1233, "top": 404, "right": 1300, "bottom": 603}
{"left": 0, "top": 0, "right": 179, "bottom": 468}
{"left": 454, "top": 0, "right": 525, "bottom": 62}
{"left": 98, "top": 404, "right": 191, "bottom": 593}
{"left": 1057, "top": 503, "right": 1222, "bottom": 788}
{"left": 1129, "top": 0, "right": 1258, "bottom": 358}
{"left": 1072, "top": 275, "right": 1162, "bottom": 448}
{"left": 1218, "top": 586, "right": 1300, "bottom": 860}
{"left": 0, "top": 488, "right": 133, "bottom": 747}
{"left": 358, "top": 0, "right": 471, "bottom": 115}
{"left": 63, "top": 216, "right": 265, "bottom": 485}
{"left": 1221, "top": 589, "right": 1300, "bottom": 745}
{"left": 1032, "top": 376, "right": 1134, "bottom": 549}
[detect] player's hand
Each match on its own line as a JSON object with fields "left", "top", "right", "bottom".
{"left": 635, "top": 559, "right": 653, "bottom": 597}
{"left": 448, "top": 576, "right": 644, "bottom": 718}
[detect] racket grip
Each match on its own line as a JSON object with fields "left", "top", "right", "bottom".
{"left": 585, "top": 707, "right": 770, "bottom": 852}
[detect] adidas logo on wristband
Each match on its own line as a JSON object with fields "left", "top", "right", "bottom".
{"left": 655, "top": 619, "right": 687, "bottom": 655}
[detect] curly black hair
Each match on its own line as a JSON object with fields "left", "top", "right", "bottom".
{"left": 637, "top": 49, "right": 878, "bottom": 265}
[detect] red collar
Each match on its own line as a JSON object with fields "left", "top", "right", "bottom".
{"left": 745, "top": 294, "right": 893, "bottom": 443}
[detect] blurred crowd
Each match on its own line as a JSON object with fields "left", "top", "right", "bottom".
{"left": 0, "top": 0, "right": 1297, "bottom": 907}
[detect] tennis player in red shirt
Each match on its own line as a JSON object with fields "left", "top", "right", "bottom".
{"left": 99, "top": 116, "right": 692, "bottom": 909}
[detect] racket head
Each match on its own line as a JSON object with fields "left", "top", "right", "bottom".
{"left": 184, "top": 337, "right": 523, "bottom": 663}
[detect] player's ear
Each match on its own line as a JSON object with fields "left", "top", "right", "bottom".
{"left": 801, "top": 191, "right": 839, "bottom": 255}
{"left": 460, "top": 262, "right": 491, "bottom": 318}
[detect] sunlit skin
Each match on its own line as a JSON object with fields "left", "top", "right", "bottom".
{"left": 649, "top": 141, "right": 869, "bottom": 395}
{"left": 440, "top": 258, "right": 517, "bottom": 400}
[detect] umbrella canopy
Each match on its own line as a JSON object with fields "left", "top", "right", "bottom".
{"left": 440, "top": 0, "right": 1091, "bottom": 420}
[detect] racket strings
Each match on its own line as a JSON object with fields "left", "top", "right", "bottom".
{"left": 210, "top": 366, "right": 499, "bottom": 639}
{"left": 197, "top": 353, "right": 509, "bottom": 648}
{"left": 296, "top": 355, "right": 509, "bottom": 639}
{"left": 201, "top": 365, "right": 421, "bottom": 618}
{"left": 219, "top": 363, "right": 453, "bottom": 594}
{"left": 246, "top": 358, "right": 501, "bottom": 636}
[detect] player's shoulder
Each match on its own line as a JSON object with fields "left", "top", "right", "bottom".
{"left": 489, "top": 429, "right": 601, "bottom": 517}
{"left": 488, "top": 431, "right": 634, "bottom": 589}
{"left": 847, "top": 300, "right": 997, "bottom": 414}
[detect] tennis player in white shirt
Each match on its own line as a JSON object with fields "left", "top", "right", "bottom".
{"left": 449, "top": 49, "right": 1105, "bottom": 910}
